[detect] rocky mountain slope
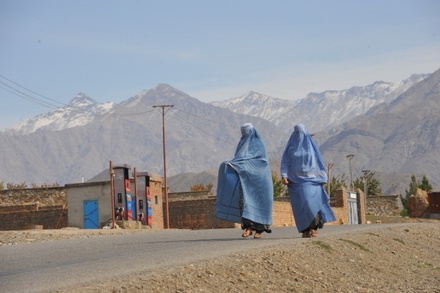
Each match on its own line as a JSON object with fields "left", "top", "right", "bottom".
{"left": 0, "top": 84, "right": 285, "bottom": 185}
{"left": 0, "top": 70, "right": 438, "bottom": 196}
{"left": 212, "top": 74, "right": 428, "bottom": 133}
{"left": 315, "top": 67, "right": 440, "bottom": 194}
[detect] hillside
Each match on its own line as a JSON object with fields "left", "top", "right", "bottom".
{"left": 1, "top": 70, "right": 439, "bottom": 196}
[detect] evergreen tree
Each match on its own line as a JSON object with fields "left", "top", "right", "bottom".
{"left": 353, "top": 172, "right": 381, "bottom": 196}
{"left": 272, "top": 172, "right": 287, "bottom": 197}
{"left": 418, "top": 175, "right": 432, "bottom": 192}
{"left": 401, "top": 174, "right": 432, "bottom": 217}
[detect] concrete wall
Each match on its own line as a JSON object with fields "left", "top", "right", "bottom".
{"left": 66, "top": 181, "right": 111, "bottom": 229}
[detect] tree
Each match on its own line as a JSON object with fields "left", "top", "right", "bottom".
{"left": 272, "top": 172, "right": 287, "bottom": 198}
{"left": 353, "top": 172, "right": 381, "bottom": 196}
{"left": 0, "top": 181, "right": 3, "bottom": 190}
{"left": 327, "top": 174, "right": 348, "bottom": 197}
{"left": 190, "top": 183, "right": 213, "bottom": 192}
{"left": 401, "top": 174, "right": 432, "bottom": 217}
{"left": 418, "top": 175, "right": 432, "bottom": 192}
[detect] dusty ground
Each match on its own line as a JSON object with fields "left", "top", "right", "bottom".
{"left": 1, "top": 218, "right": 440, "bottom": 293}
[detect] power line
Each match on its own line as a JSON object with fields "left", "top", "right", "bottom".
{"left": 0, "top": 74, "right": 66, "bottom": 107}
{"left": 173, "top": 107, "right": 230, "bottom": 125}
{"left": 171, "top": 109, "right": 235, "bottom": 145}
{"left": 0, "top": 81, "right": 60, "bottom": 109}
{"left": 0, "top": 74, "right": 154, "bottom": 119}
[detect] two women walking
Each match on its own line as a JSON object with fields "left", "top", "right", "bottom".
{"left": 216, "top": 122, "right": 335, "bottom": 238}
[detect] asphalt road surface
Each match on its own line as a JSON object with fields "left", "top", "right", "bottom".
{"left": 0, "top": 224, "right": 397, "bottom": 293}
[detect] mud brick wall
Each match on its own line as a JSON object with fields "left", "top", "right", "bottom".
{"left": 0, "top": 204, "right": 39, "bottom": 213}
{"left": 0, "top": 187, "right": 67, "bottom": 231}
{"left": 272, "top": 197, "right": 295, "bottom": 227}
{"left": 168, "top": 198, "right": 234, "bottom": 229}
{"left": 0, "top": 205, "right": 67, "bottom": 230}
{"left": 167, "top": 193, "right": 347, "bottom": 230}
{"left": 0, "top": 187, "right": 66, "bottom": 206}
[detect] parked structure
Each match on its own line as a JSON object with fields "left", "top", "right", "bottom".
{"left": 66, "top": 165, "right": 163, "bottom": 229}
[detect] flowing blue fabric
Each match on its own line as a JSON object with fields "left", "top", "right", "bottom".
{"left": 280, "top": 124, "right": 336, "bottom": 232}
{"left": 216, "top": 125, "right": 273, "bottom": 225}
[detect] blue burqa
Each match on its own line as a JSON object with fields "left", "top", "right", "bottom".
{"left": 280, "top": 124, "right": 336, "bottom": 232}
{"left": 216, "top": 124, "right": 273, "bottom": 225}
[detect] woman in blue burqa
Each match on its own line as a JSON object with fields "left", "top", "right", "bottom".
{"left": 281, "top": 124, "right": 336, "bottom": 238}
{"left": 216, "top": 123, "right": 273, "bottom": 239}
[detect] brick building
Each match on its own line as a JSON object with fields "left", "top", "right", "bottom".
{"left": 66, "top": 172, "right": 163, "bottom": 229}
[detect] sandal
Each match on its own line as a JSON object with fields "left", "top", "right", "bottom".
{"left": 242, "top": 228, "right": 253, "bottom": 237}
{"left": 310, "top": 229, "right": 318, "bottom": 237}
{"left": 302, "top": 231, "right": 311, "bottom": 238}
{"left": 254, "top": 233, "right": 261, "bottom": 239}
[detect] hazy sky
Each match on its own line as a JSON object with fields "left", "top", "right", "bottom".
{"left": 1, "top": 0, "right": 439, "bottom": 130}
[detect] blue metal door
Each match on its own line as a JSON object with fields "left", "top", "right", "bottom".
{"left": 347, "top": 192, "right": 359, "bottom": 224}
{"left": 83, "top": 200, "right": 99, "bottom": 229}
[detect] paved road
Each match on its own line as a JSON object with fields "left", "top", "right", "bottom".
{"left": 0, "top": 224, "right": 402, "bottom": 292}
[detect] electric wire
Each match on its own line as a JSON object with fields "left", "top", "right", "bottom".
{"left": 172, "top": 107, "right": 231, "bottom": 125}
{"left": 0, "top": 74, "right": 66, "bottom": 107}
{"left": 1, "top": 74, "right": 235, "bottom": 147}
{"left": 171, "top": 109, "right": 235, "bottom": 146}
{"left": 0, "top": 81, "right": 60, "bottom": 109}
{"left": 0, "top": 74, "right": 156, "bottom": 119}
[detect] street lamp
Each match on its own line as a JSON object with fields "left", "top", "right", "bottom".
{"left": 346, "top": 154, "right": 354, "bottom": 190}
{"left": 362, "top": 169, "right": 370, "bottom": 198}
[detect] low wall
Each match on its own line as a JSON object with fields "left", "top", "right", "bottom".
{"left": 168, "top": 198, "right": 234, "bottom": 229}
{"left": 0, "top": 187, "right": 66, "bottom": 206}
{"left": 0, "top": 187, "right": 68, "bottom": 231}
{"left": 0, "top": 204, "right": 67, "bottom": 230}
{"left": 367, "top": 195, "right": 400, "bottom": 216}
{"left": 167, "top": 191, "right": 346, "bottom": 230}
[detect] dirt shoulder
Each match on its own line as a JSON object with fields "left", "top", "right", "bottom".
{"left": 2, "top": 218, "right": 439, "bottom": 293}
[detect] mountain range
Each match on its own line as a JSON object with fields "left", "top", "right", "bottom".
{"left": 1, "top": 68, "right": 439, "bottom": 197}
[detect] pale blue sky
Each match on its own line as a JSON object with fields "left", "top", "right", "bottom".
{"left": 1, "top": 0, "right": 439, "bottom": 130}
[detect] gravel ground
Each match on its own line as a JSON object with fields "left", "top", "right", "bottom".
{"left": 1, "top": 220, "right": 439, "bottom": 293}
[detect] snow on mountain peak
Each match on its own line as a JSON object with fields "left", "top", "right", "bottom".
{"left": 3, "top": 93, "right": 115, "bottom": 135}
{"left": 68, "top": 93, "right": 97, "bottom": 108}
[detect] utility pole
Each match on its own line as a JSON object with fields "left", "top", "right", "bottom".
{"left": 362, "top": 170, "right": 370, "bottom": 197}
{"left": 327, "top": 162, "right": 334, "bottom": 195}
{"left": 153, "top": 104, "right": 174, "bottom": 229}
{"left": 109, "top": 160, "right": 115, "bottom": 229}
{"left": 346, "top": 154, "right": 354, "bottom": 190}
